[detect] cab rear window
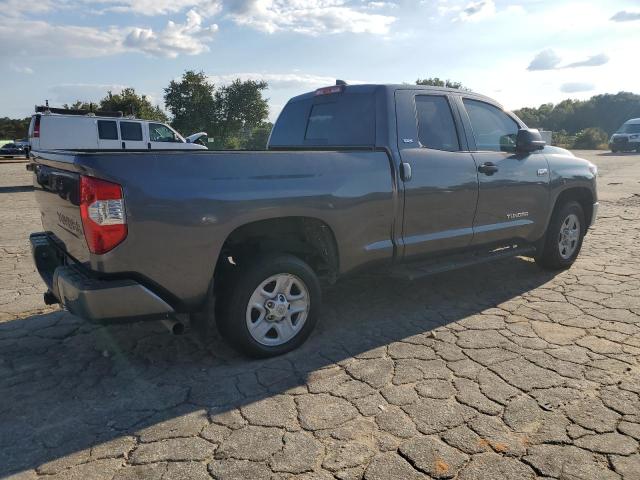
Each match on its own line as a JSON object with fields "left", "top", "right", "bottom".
{"left": 270, "top": 91, "right": 375, "bottom": 147}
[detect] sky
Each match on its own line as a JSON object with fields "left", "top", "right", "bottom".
{"left": 0, "top": 0, "right": 639, "bottom": 121}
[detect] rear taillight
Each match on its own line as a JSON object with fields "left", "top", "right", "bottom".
{"left": 33, "top": 115, "right": 41, "bottom": 138}
{"left": 79, "top": 176, "right": 127, "bottom": 254}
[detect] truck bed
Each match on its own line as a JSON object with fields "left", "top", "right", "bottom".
{"left": 30, "top": 149, "right": 398, "bottom": 311}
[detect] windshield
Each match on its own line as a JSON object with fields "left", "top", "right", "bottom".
{"left": 618, "top": 123, "right": 640, "bottom": 134}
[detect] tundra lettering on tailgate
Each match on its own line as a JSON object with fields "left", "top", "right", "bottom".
{"left": 57, "top": 211, "right": 83, "bottom": 237}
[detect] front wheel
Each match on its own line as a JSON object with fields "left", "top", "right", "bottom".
{"left": 216, "top": 254, "right": 321, "bottom": 357}
{"left": 535, "top": 200, "right": 586, "bottom": 270}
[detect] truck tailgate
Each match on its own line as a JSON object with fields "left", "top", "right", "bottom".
{"left": 32, "top": 162, "right": 90, "bottom": 263}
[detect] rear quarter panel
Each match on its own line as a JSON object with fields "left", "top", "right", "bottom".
{"left": 74, "top": 150, "right": 396, "bottom": 309}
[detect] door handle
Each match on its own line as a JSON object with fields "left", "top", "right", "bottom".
{"left": 400, "top": 162, "right": 412, "bottom": 182}
{"left": 478, "top": 162, "right": 498, "bottom": 175}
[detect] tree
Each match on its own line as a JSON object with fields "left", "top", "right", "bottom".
{"left": 164, "top": 70, "right": 216, "bottom": 136}
{"left": 62, "top": 101, "right": 92, "bottom": 110}
{"left": 573, "top": 127, "right": 608, "bottom": 149}
{"left": 164, "top": 71, "right": 270, "bottom": 147}
{"left": 241, "top": 122, "right": 273, "bottom": 150}
{"left": 513, "top": 92, "right": 640, "bottom": 136}
{"left": 212, "top": 79, "right": 269, "bottom": 147}
{"left": 416, "top": 77, "right": 466, "bottom": 89}
{"left": 99, "top": 88, "right": 168, "bottom": 122}
{"left": 0, "top": 117, "right": 30, "bottom": 140}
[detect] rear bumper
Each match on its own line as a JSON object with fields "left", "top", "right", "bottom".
{"left": 30, "top": 232, "right": 174, "bottom": 322}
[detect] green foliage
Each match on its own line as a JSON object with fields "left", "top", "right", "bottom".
{"left": 241, "top": 123, "right": 273, "bottom": 150}
{"left": 164, "top": 71, "right": 270, "bottom": 148}
{"left": 551, "top": 129, "right": 575, "bottom": 148}
{"left": 212, "top": 79, "right": 269, "bottom": 146}
{"left": 416, "top": 77, "right": 466, "bottom": 89}
{"left": 99, "top": 88, "right": 168, "bottom": 122}
{"left": 164, "top": 70, "right": 216, "bottom": 136}
{"left": 62, "top": 101, "right": 93, "bottom": 110}
{"left": 573, "top": 127, "right": 609, "bottom": 149}
{"left": 0, "top": 117, "right": 30, "bottom": 140}
{"left": 513, "top": 92, "right": 640, "bottom": 136}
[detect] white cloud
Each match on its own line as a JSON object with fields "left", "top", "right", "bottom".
{"left": 527, "top": 49, "right": 562, "bottom": 71}
{"left": 564, "top": 53, "right": 609, "bottom": 69}
{"left": 1, "top": 0, "right": 57, "bottom": 16}
{"left": 528, "top": 49, "right": 610, "bottom": 71}
{"left": 207, "top": 72, "right": 342, "bottom": 89}
{"left": 10, "top": 64, "right": 34, "bottom": 74}
{"left": 0, "top": 19, "right": 124, "bottom": 58}
{"left": 0, "top": 10, "right": 218, "bottom": 58}
{"left": 610, "top": 10, "right": 640, "bottom": 22}
{"left": 96, "top": 0, "right": 223, "bottom": 17}
{"left": 560, "top": 82, "right": 595, "bottom": 93}
{"left": 457, "top": 0, "right": 495, "bottom": 22}
{"left": 226, "top": 0, "right": 396, "bottom": 35}
{"left": 48, "top": 83, "right": 128, "bottom": 104}
{"left": 124, "top": 9, "right": 218, "bottom": 58}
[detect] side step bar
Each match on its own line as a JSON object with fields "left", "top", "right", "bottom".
{"left": 391, "top": 244, "right": 537, "bottom": 281}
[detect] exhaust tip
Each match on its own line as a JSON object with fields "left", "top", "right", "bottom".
{"left": 172, "top": 322, "right": 185, "bottom": 335}
{"left": 161, "top": 318, "right": 185, "bottom": 335}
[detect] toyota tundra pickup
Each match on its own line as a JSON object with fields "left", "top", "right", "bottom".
{"left": 29, "top": 83, "right": 599, "bottom": 357}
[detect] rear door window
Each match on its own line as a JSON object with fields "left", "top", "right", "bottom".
{"left": 120, "top": 122, "right": 143, "bottom": 141}
{"left": 98, "top": 120, "right": 118, "bottom": 140}
{"left": 415, "top": 95, "right": 460, "bottom": 151}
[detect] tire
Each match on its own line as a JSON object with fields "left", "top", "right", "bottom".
{"left": 536, "top": 200, "right": 586, "bottom": 270}
{"left": 611, "top": 149, "right": 618, "bottom": 153}
{"left": 215, "top": 254, "right": 321, "bottom": 357}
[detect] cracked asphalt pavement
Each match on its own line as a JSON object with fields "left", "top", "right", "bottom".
{"left": 1, "top": 152, "right": 639, "bottom": 479}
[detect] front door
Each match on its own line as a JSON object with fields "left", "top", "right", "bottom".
{"left": 149, "top": 122, "right": 184, "bottom": 149}
{"left": 396, "top": 91, "right": 479, "bottom": 258}
{"left": 459, "top": 97, "right": 550, "bottom": 246}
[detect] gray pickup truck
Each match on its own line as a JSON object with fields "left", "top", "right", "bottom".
{"left": 29, "top": 83, "right": 598, "bottom": 357}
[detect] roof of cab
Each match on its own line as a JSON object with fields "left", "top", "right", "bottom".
{"left": 287, "top": 83, "right": 502, "bottom": 108}
{"left": 624, "top": 118, "right": 640, "bottom": 124}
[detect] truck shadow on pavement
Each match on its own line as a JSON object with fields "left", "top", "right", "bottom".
{"left": 0, "top": 257, "right": 558, "bottom": 476}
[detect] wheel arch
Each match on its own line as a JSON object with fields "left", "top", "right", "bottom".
{"left": 551, "top": 186, "right": 595, "bottom": 229}
{"left": 213, "top": 216, "right": 340, "bottom": 288}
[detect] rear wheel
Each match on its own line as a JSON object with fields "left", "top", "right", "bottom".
{"left": 536, "top": 200, "right": 585, "bottom": 270}
{"left": 215, "top": 254, "right": 321, "bottom": 357}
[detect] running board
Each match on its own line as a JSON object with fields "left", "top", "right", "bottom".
{"left": 391, "top": 245, "right": 537, "bottom": 281}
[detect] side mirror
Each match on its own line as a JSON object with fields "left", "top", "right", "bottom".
{"left": 186, "top": 138, "right": 191, "bottom": 143}
{"left": 516, "top": 128, "right": 546, "bottom": 153}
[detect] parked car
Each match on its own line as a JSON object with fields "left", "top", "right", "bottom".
{"left": 0, "top": 142, "right": 25, "bottom": 157}
{"left": 609, "top": 118, "right": 640, "bottom": 152}
{"left": 29, "top": 83, "right": 598, "bottom": 357}
{"left": 27, "top": 106, "right": 207, "bottom": 152}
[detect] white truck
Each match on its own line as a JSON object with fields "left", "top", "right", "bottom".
{"left": 28, "top": 106, "right": 207, "bottom": 152}
{"left": 609, "top": 118, "right": 640, "bottom": 153}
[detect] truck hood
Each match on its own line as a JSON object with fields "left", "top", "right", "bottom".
{"left": 186, "top": 132, "right": 208, "bottom": 144}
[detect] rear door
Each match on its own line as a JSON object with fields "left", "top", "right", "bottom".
{"left": 119, "top": 121, "right": 146, "bottom": 150}
{"left": 396, "top": 90, "right": 479, "bottom": 258}
{"left": 97, "top": 119, "right": 120, "bottom": 149}
{"left": 458, "top": 97, "right": 550, "bottom": 246}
